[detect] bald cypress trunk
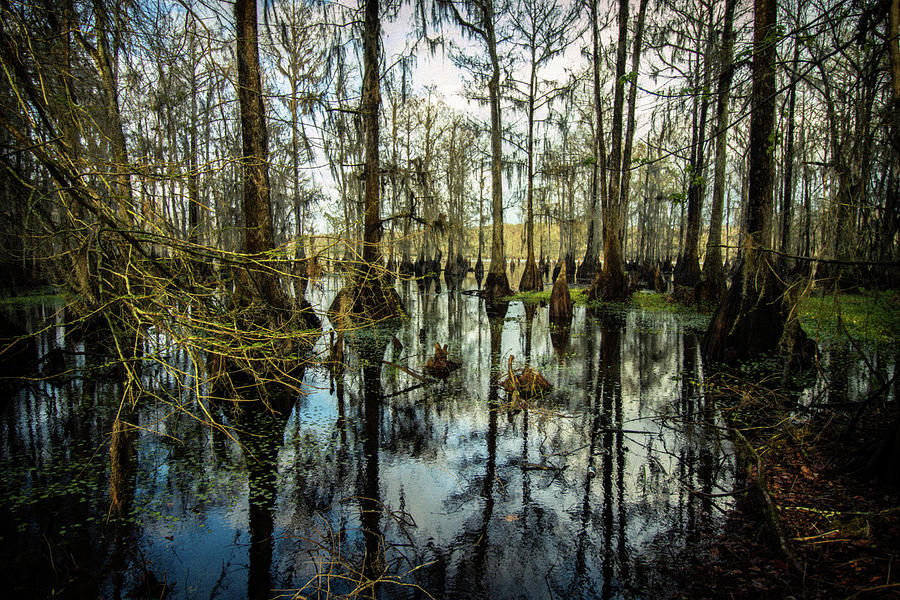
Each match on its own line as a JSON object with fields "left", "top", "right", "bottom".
{"left": 519, "top": 46, "right": 541, "bottom": 292}
{"left": 361, "top": 0, "right": 381, "bottom": 269}
{"left": 233, "top": 0, "right": 320, "bottom": 331}
{"left": 483, "top": 0, "right": 512, "bottom": 301}
{"left": 703, "top": 0, "right": 738, "bottom": 297}
{"left": 588, "top": 0, "right": 628, "bottom": 301}
{"left": 328, "top": 0, "right": 404, "bottom": 324}
{"left": 235, "top": 0, "right": 272, "bottom": 259}
{"left": 702, "top": 0, "right": 814, "bottom": 367}
{"left": 579, "top": 0, "right": 606, "bottom": 284}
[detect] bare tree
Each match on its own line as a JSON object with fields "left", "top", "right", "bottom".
{"left": 508, "top": 0, "right": 579, "bottom": 292}
{"left": 438, "top": 0, "right": 513, "bottom": 301}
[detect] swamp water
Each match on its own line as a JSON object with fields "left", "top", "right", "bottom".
{"left": 1, "top": 276, "right": 737, "bottom": 599}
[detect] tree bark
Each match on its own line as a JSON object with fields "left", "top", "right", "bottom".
{"left": 235, "top": 0, "right": 273, "bottom": 259}
{"left": 702, "top": 0, "right": 814, "bottom": 367}
{"left": 484, "top": 0, "right": 512, "bottom": 300}
{"left": 549, "top": 260, "right": 572, "bottom": 327}
{"left": 519, "top": 44, "right": 541, "bottom": 292}
{"left": 702, "top": 0, "right": 738, "bottom": 297}
{"left": 233, "top": 0, "right": 315, "bottom": 328}
{"left": 889, "top": 0, "right": 900, "bottom": 264}
{"left": 361, "top": 0, "right": 382, "bottom": 269}
{"left": 328, "top": 0, "right": 403, "bottom": 324}
{"left": 588, "top": 0, "right": 628, "bottom": 302}
{"left": 579, "top": 0, "right": 606, "bottom": 283}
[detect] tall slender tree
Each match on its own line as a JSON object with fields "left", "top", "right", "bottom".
{"left": 588, "top": 0, "right": 629, "bottom": 301}
{"left": 674, "top": 0, "right": 716, "bottom": 289}
{"left": 578, "top": 0, "right": 608, "bottom": 284}
{"left": 702, "top": 0, "right": 814, "bottom": 365}
{"left": 329, "top": 0, "right": 404, "bottom": 323}
{"left": 618, "top": 0, "right": 650, "bottom": 247}
{"left": 439, "top": 0, "right": 513, "bottom": 300}
{"left": 702, "top": 0, "right": 739, "bottom": 297}
{"left": 360, "top": 0, "right": 382, "bottom": 269}
{"left": 234, "top": 0, "right": 281, "bottom": 305}
{"left": 509, "top": 0, "right": 578, "bottom": 292}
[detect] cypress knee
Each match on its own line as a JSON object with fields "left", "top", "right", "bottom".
{"left": 549, "top": 260, "right": 573, "bottom": 327}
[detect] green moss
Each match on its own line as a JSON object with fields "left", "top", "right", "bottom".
{"left": 629, "top": 291, "right": 691, "bottom": 313}
{"left": 505, "top": 288, "right": 589, "bottom": 305}
{"left": 799, "top": 289, "right": 899, "bottom": 344}
{"left": 585, "top": 291, "right": 712, "bottom": 332}
{"left": 621, "top": 289, "right": 900, "bottom": 345}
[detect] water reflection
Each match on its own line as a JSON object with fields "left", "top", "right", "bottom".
{"left": 360, "top": 351, "right": 386, "bottom": 597}
{"left": 1, "top": 278, "right": 742, "bottom": 599}
{"left": 232, "top": 401, "right": 290, "bottom": 599}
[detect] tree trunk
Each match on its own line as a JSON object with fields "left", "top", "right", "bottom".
{"left": 361, "top": 0, "right": 381, "bottom": 269}
{"left": 483, "top": 3, "right": 512, "bottom": 301}
{"left": 328, "top": 0, "right": 403, "bottom": 324}
{"left": 198, "top": 0, "right": 320, "bottom": 397}
{"left": 619, "top": 0, "right": 650, "bottom": 244}
{"left": 888, "top": 0, "right": 900, "bottom": 265}
{"left": 549, "top": 260, "right": 573, "bottom": 327}
{"left": 519, "top": 47, "right": 541, "bottom": 292}
{"left": 676, "top": 5, "right": 715, "bottom": 290}
{"left": 702, "top": 0, "right": 814, "bottom": 367}
{"left": 579, "top": 0, "right": 606, "bottom": 283}
{"left": 588, "top": 0, "right": 629, "bottom": 302}
{"left": 778, "top": 40, "right": 801, "bottom": 275}
{"left": 702, "top": 0, "right": 738, "bottom": 297}
{"left": 236, "top": 0, "right": 273, "bottom": 259}
{"left": 233, "top": 0, "right": 307, "bottom": 322}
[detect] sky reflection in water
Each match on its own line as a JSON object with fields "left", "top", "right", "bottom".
{"left": 1, "top": 276, "right": 736, "bottom": 599}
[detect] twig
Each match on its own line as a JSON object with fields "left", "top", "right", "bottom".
{"left": 519, "top": 461, "right": 566, "bottom": 472}
{"left": 843, "top": 582, "right": 900, "bottom": 599}
{"left": 381, "top": 360, "right": 437, "bottom": 383}
{"left": 791, "top": 529, "right": 840, "bottom": 542}
{"left": 382, "top": 381, "right": 432, "bottom": 399}
{"left": 688, "top": 485, "right": 752, "bottom": 499}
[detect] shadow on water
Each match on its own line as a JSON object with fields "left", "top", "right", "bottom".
{"left": 0, "top": 276, "right": 772, "bottom": 598}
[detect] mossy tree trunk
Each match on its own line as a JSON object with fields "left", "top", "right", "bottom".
{"left": 361, "top": 0, "right": 382, "bottom": 270}
{"left": 329, "top": 0, "right": 404, "bottom": 325}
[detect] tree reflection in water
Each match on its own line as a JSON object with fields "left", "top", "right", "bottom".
{"left": 0, "top": 277, "right": 741, "bottom": 599}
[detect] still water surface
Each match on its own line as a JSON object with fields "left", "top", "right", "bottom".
{"left": 2, "top": 276, "right": 736, "bottom": 598}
